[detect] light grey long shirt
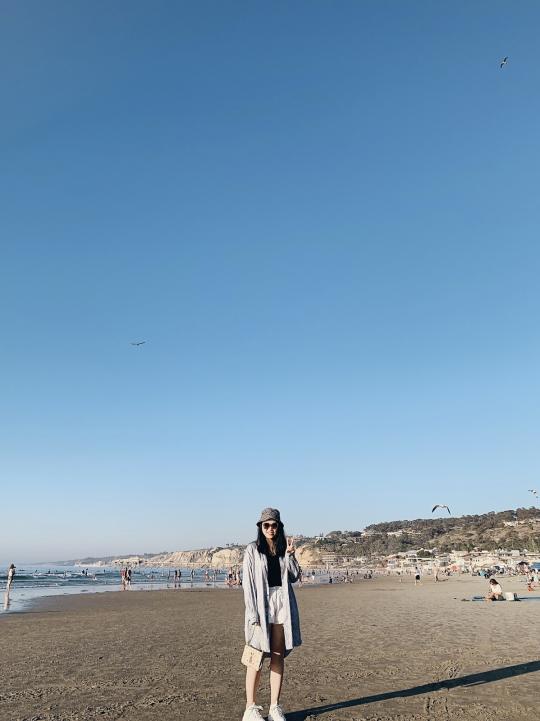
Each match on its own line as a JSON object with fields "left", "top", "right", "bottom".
{"left": 242, "top": 542, "right": 302, "bottom": 657}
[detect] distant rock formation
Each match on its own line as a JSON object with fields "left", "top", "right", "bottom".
{"left": 65, "top": 506, "right": 540, "bottom": 570}
{"left": 296, "top": 545, "right": 324, "bottom": 566}
{"left": 105, "top": 544, "right": 323, "bottom": 569}
{"left": 123, "top": 546, "right": 245, "bottom": 568}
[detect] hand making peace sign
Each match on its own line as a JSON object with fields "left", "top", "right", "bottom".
{"left": 286, "top": 536, "right": 296, "bottom": 555}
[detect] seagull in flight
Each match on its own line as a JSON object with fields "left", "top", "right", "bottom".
{"left": 432, "top": 504, "right": 451, "bottom": 515}
{"left": 130, "top": 341, "right": 146, "bottom": 346}
{"left": 500, "top": 56, "right": 508, "bottom": 69}
{"left": 528, "top": 489, "right": 538, "bottom": 499}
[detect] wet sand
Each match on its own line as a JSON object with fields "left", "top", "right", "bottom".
{"left": 1, "top": 575, "right": 539, "bottom": 721}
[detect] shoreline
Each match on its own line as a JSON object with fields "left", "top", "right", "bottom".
{"left": 1, "top": 578, "right": 241, "bottom": 616}
{"left": 2, "top": 570, "right": 534, "bottom": 617}
{"left": 0, "top": 575, "right": 337, "bottom": 617}
{"left": 0, "top": 566, "right": 344, "bottom": 617}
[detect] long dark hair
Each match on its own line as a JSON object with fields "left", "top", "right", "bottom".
{"left": 256, "top": 523, "right": 287, "bottom": 557}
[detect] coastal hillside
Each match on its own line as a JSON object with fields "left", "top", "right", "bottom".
{"left": 69, "top": 546, "right": 245, "bottom": 569}
{"left": 318, "top": 507, "right": 540, "bottom": 558}
{"left": 64, "top": 507, "right": 540, "bottom": 568}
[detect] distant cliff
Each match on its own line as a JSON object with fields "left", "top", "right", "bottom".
{"left": 109, "top": 545, "right": 324, "bottom": 568}
{"left": 96, "top": 546, "right": 244, "bottom": 568}
{"left": 150, "top": 547, "right": 243, "bottom": 568}
{"left": 66, "top": 506, "right": 540, "bottom": 568}
{"left": 75, "top": 543, "right": 325, "bottom": 569}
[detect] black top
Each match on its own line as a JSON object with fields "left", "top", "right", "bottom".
{"left": 266, "top": 552, "right": 282, "bottom": 587}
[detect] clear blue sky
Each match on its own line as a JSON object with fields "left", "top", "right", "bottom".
{"left": 1, "top": 2, "right": 539, "bottom": 562}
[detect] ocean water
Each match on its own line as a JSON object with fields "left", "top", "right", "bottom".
{"left": 0, "top": 564, "right": 232, "bottom": 614}
{"left": 0, "top": 564, "right": 340, "bottom": 615}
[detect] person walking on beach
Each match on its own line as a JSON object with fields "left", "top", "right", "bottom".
{"left": 242, "top": 508, "right": 302, "bottom": 721}
{"left": 7, "top": 564, "right": 15, "bottom": 592}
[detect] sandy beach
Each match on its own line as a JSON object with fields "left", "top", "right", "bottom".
{"left": 2, "top": 575, "right": 539, "bottom": 721}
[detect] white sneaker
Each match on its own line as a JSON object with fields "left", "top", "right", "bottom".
{"left": 242, "top": 705, "right": 264, "bottom": 721}
{"left": 268, "top": 704, "right": 287, "bottom": 721}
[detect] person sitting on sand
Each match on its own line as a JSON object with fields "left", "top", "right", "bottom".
{"left": 486, "top": 577, "right": 503, "bottom": 601}
{"left": 242, "top": 508, "right": 301, "bottom": 721}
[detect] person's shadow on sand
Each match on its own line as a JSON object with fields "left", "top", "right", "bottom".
{"left": 287, "top": 659, "right": 540, "bottom": 720}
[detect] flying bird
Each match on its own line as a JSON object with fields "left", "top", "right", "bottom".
{"left": 500, "top": 56, "right": 508, "bottom": 69}
{"left": 130, "top": 341, "right": 146, "bottom": 346}
{"left": 528, "top": 489, "right": 538, "bottom": 498}
{"left": 432, "top": 504, "right": 451, "bottom": 515}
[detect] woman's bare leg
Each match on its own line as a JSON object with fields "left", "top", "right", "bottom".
{"left": 269, "top": 623, "right": 285, "bottom": 705}
{"left": 245, "top": 666, "right": 262, "bottom": 707}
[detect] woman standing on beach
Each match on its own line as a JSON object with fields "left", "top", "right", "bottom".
{"left": 242, "top": 508, "right": 302, "bottom": 721}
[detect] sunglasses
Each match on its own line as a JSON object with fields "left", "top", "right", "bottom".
{"left": 262, "top": 522, "right": 278, "bottom": 530}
